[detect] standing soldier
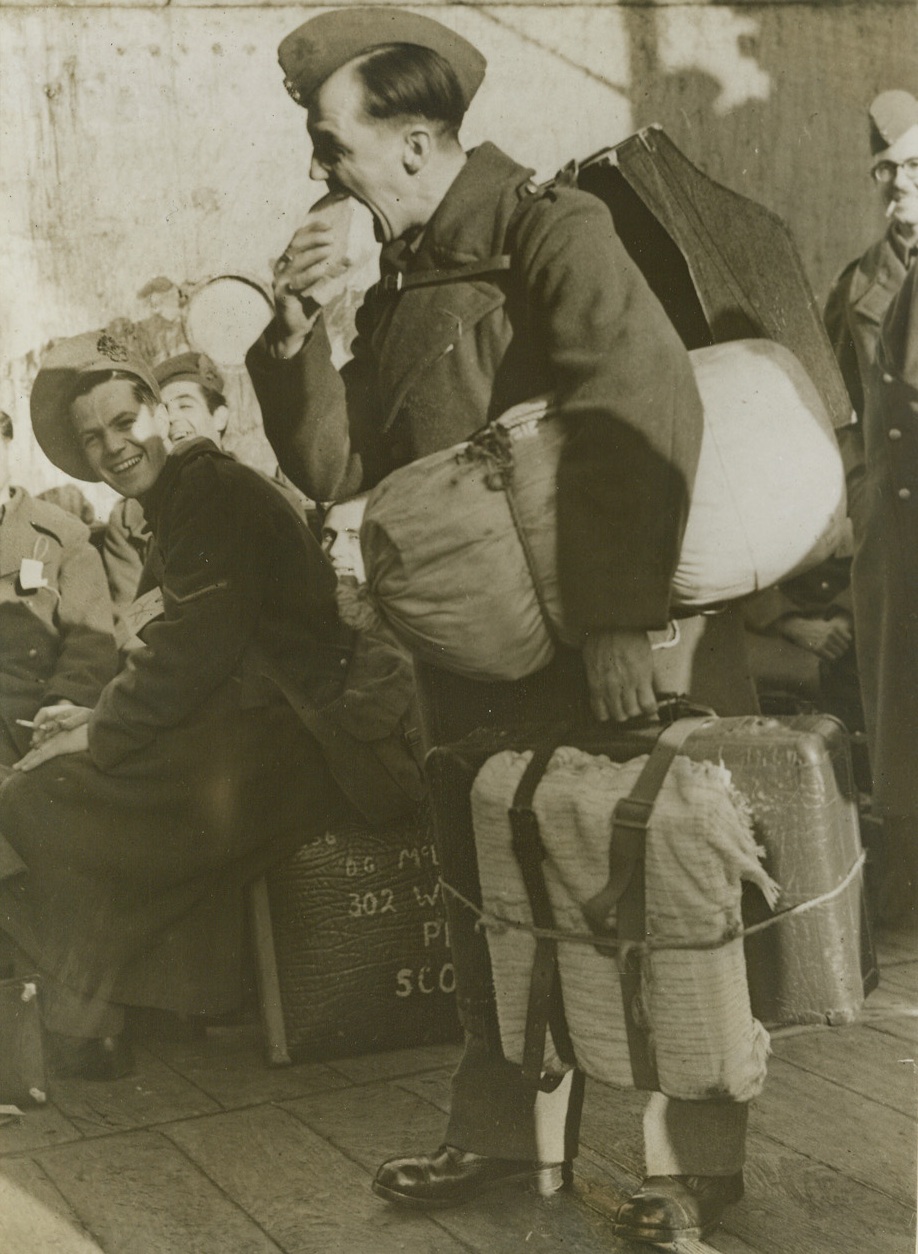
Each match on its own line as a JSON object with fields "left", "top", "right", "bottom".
{"left": 247, "top": 10, "right": 748, "bottom": 1245}
{"left": 825, "top": 89, "right": 918, "bottom": 536}
{"left": 852, "top": 243, "right": 918, "bottom": 929}
{"left": 102, "top": 351, "right": 231, "bottom": 628}
{"left": 826, "top": 90, "right": 918, "bottom": 925}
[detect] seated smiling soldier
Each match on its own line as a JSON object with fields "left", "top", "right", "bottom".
{"left": 245, "top": 8, "right": 746, "bottom": 1246}
{"left": 102, "top": 351, "right": 231, "bottom": 629}
{"left": 0, "top": 331, "right": 355, "bottom": 1078}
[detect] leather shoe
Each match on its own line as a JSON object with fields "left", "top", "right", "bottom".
{"left": 46, "top": 1032, "right": 136, "bottom": 1081}
{"left": 372, "top": 1144, "right": 570, "bottom": 1209}
{"left": 612, "top": 1172, "right": 744, "bottom": 1245}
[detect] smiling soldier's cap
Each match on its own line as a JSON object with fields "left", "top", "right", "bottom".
{"left": 154, "top": 351, "right": 225, "bottom": 396}
{"left": 31, "top": 331, "right": 160, "bottom": 482}
{"left": 869, "top": 90, "right": 918, "bottom": 164}
{"left": 278, "top": 7, "right": 486, "bottom": 109}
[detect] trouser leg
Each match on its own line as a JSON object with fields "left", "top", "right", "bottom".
{"left": 876, "top": 815, "right": 918, "bottom": 925}
{"left": 445, "top": 1034, "right": 584, "bottom": 1162}
{"left": 643, "top": 1094, "right": 749, "bottom": 1176}
{"left": 43, "top": 987, "right": 124, "bottom": 1039}
{"left": 39, "top": 975, "right": 124, "bottom": 1039}
{"left": 6, "top": 940, "right": 123, "bottom": 1038}
{"left": 417, "top": 652, "right": 587, "bottom": 1161}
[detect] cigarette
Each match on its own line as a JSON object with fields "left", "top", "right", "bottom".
{"left": 15, "top": 719, "right": 38, "bottom": 729}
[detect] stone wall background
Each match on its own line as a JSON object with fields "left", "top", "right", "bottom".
{"left": 1, "top": 1, "right": 915, "bottom": 511}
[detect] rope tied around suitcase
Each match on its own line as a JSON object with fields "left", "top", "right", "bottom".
{"left": 439, "top": 848, "right": 866, "bottom": 958}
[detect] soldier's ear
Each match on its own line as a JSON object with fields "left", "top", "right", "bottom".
{"left": 403, "top": 126, "right": 431, "bottom": 175}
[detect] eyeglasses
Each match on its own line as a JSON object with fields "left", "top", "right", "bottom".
{"left": 872, "top": 157, "right": 918, "bottom": 185}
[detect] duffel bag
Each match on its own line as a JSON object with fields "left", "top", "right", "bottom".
{"left": 358, "top": 339, "right": 846, "bottom": 681}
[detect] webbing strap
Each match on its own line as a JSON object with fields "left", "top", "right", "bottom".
{"left": 580, "top": 717, "right": 713, "bottom": 935}
{"left": 582, "top": 716, "right": 712, "bottom": 1089}
{"left": 372, "top": 255, "right": 512, "bottom": 298}
{"left": 508, "top": 738, "right": 577, "bottom": 1089}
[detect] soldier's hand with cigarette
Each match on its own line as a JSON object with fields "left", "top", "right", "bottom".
{"left": 30, "top": 702, "right": 93, "bottom": 746}
{"left": 14, "top": 704, "right": 92, "bottom": 772}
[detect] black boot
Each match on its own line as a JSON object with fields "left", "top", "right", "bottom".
{"left": 372, "top": 1144, "right": 570, "bottom": 1209}
{"left": 612, "top": 1172, "right": 744, "bottom": 1245}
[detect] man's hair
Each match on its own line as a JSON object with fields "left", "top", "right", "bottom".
{"left": 71, "top": 369, "right": 159, "bottom": 411}
{"left": 353, "top": 43, "right": 466, "bottom": 137}
{"left": 0, "top": 410, "right": 12, "bottom": 442}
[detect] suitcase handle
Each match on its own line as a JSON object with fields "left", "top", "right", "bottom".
{"left": 642, "top": 693, "right": 716, "bottom": 728}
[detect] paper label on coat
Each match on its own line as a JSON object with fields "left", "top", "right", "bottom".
{"left": 123, "top": 588, "right": 165, "bottom": 636}
{"left": 19, "top": 559, "right": 47, "bottom": 590}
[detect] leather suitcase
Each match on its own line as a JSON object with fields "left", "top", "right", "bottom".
{"left": 263, "top": 808, "right": 460, "bottom": 1061}
{"left": 427, "top": 712, "right": 877, "bottom": 1035}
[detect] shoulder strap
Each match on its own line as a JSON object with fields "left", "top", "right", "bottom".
{"left": 375, "top": 255, "right": 512, "bottom": 296}
{"left": 584, "top": 716, "right": 711, "bottom": 1089}
{"left": 370, "top": 180, "right": 543, "bottom": 300}
{"left": 508, "top": 736, "right": 577, "bottom": 1089}
{"left": 580, "top": 716, "right": 712, "bottom": 936}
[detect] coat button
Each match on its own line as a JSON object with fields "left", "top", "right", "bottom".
{"left": 882, "top": 373, "right": 894, "bottom": 383}
{"left": 889, "top": 428, "right": 903, "bottom": 440}
{"left": 28, "top": 648, "right": 38, "bottom": 658}
{"left": 899, "top": 487, "right": 911, "bottom": 501}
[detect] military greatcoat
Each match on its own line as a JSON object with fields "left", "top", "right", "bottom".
{"left": 825, "top": 228, "right": 914, "bottom": 537}
{"left": 853, "top": 262, "right": 918, "bottom": 817}
{"left": 0, "top": 488, "right": 117, "bottom": 765}
{"left": 248, "top": 142, "right": 702, "bottom": 634}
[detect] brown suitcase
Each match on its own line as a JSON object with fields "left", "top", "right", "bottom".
{"left": 427, "top": 712, "right": 877, "bottom": 1035}
{"left": 262, "top": 809, "right": 460, "bottom": 1061}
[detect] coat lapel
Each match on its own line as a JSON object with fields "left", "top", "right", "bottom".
{"left": 373, "top": 143, "right": 534, "bottom": 433}
{"left": 850, "top": 234, "right": 908, "bottom": 327}
{"left": 377, "top": 282, "right": 508, "bottom": 432}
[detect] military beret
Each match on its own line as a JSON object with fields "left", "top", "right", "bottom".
{"left": 30, "top": 331, "right": 160, "bottom": 482}
{"left": 154, "top": 350, "right": 225, "bottom": 397}
{"left": 278, "top": 7, "right": 486, "bottom": 109}
{"left": 869, "top": 89, "right": 918, "bottom": 160}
